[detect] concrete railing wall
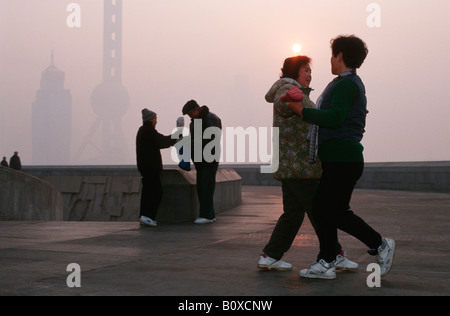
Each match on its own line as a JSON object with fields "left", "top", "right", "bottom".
{"left": 0, "top": 166, "right": 63, "bottom": 220}
{"left": 23, "top": 161, "right": 450, "bottom": 194}
{"left": 224, "top": 162, "right": 450, "bottom": 193}
{"left": 8, "top": 160, "right": 447, "bottom": 223}
{"left": 356, "top": 161, "right": 450, "bottom": 193}
{"left": 22, "top": 166, "right": 242, "bottom": 222}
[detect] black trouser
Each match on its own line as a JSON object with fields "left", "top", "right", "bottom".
{"left": 139, "top": 170, "right": 163, "bottom": 220}
{"left": 313, "top": 162, "right": 382, "bottom": 263}
{"left": 196, "top": 164, "right": 218, "bottom": 220}
{"left": 263, "top": 179, "right": 342, "bottom": 261}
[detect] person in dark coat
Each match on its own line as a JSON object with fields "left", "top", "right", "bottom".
{"left": 9, "top": 152, "right": 21, "bottom": 170}
{"left": 1, "top": 156, "right": 8, "bottom": 167}
{"left": 182, "top": 100, "right": 222, "bottom": 224}
{"left": 136, "top": 109, "right": 178, "bottom": 227}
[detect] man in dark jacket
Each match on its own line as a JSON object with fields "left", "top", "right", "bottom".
{"left": 182, "top": 100, "right": 222, "bottom": 224}
{"left": 136, "top": 109, "right": 178, "bottom": 227}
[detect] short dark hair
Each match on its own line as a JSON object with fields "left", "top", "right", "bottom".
{"left": 331, "top": 35, "right": 368, "bottom": 69}
{"left": 182, "top": 99, "right": 200, "bottom": 115}
{"left": 280, "top": 55, "right": 311, "bottom": 80}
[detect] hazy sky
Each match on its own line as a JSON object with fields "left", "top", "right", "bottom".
{"left": 1, "top": 0, "right": 449, "bottom": 165}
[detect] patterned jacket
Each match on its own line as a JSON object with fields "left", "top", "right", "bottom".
{"left": 265, "top": 78, "right": 322, "bottom": 180}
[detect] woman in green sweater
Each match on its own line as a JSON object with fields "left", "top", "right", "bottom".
{"left": 289, "top": 35, "right": 395, "bottom": 280}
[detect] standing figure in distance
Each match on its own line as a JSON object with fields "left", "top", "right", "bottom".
{"left": 9, "top": 152, "right": 22, "bottom": 171}
{"left": 182, "top": 100, "right": 222, "bottom": 224}
{"left": 1, "top": 157, "right": 9, "bottom": 167}
{"left": 136, "top": 109, "right": 178, "bottom": 227}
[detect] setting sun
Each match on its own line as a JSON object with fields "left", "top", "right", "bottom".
{"left": 292, "top": 43, "right": 302, "bottom": 54}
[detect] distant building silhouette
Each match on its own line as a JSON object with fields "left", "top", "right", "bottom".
{"left": 75, "top": 0, "right": 130, "bottom": 164}
{"left": 32, "top": 53, "right": 72, "bottom": 164}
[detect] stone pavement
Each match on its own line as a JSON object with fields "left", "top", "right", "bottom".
{"left": 0, "top": 186, "right": 449, "bottom": 296}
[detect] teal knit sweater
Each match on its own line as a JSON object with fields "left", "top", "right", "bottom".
{"left": 302, "top": 79, "right": 365, "bottom": 162}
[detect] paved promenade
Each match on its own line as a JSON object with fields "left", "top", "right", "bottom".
{"left": 0, "top": 186, "right": 449, "bottom": 296}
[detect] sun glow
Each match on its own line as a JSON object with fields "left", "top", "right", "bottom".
{"left": 292, "top": 43, "right": 302, "bottom": 55}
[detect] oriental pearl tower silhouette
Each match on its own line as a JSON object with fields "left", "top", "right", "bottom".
{"left": 76, "top": 0, "right": 130, "bottom": 163}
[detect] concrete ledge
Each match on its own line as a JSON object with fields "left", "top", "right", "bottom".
{"left": 228, "top": 164, "right": 281, "bottom": 186}
{"left": 22, "top": 160, "right": 450, "bottom": 197}
{"left": 24, "top": 167, "right": 242, "bottom": 222}
{"left": 357, "top": 161, "right": 450, "bottom": 193}
{"left": 224, "top": 162, "right": 450, "bottom": 193}
{"left": 159, "top": 169, "right": 242, "bottom": 222}
{"left": 0, "top": 166, "right": 63, "bottom": 220}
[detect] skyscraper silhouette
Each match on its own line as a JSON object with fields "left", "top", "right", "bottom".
{"left": 75, "top": 0, "right": 130, "bottom": 164}
{"left": 32, "top": 53, "right": 72, "bottom": 165}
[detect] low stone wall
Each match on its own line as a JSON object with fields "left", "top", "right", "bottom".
{"left": 42, "top": 174, "right": 141, "bottom": 221}
{"left": 225, "top": 162, "right": 450, "bottom": 193}
{"left": 0, "top": 166, "right": 63, "bottom": 221}
{"left": 15, "top": 160, "right": 448, "bottom": 223}
{"left": 24, "top": 166, "right": 242, "bottom": 222}
{"left": 356, "top": 161, "right": 450, "bottom": 193}
{"left": 158, "top": 169, "right": 242, "bottom": 222}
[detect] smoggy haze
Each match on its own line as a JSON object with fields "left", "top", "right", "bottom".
{"left": 0, "top": 0, "right": 449, "bottom": 165}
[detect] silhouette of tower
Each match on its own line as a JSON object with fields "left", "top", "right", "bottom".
{"left": 32, "top": 52, "right": 72, "bottom": 164}
{"left": 76, "top": 0, "right": 130, "bottom": 163}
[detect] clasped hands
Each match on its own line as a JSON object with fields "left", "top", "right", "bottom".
{"left": 281, "top": 86, "right": 304, "bottom": 116}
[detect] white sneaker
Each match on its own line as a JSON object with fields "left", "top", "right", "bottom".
{"left": 376, "top": 238, "right": 395, "bottom": 277}
{"left": 299, "top": 259, "right": 336, "bottom": 280}
{"left": 335, "top": 251, "right": 359, "bottom": 271}
{"left": 257, "top": 254, "right": 292, "bottom": 271}
{"left": 140, "top": 216, "right": 157, "bottom": 227}
{"left": 194, "top": 217, "right": 215, "bottom": 224}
